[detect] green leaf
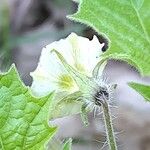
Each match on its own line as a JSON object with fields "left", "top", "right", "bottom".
{"left": 63, "top": 139, "right": 72, "bottom": 150}
{"left": 0, "top": 65, "right": 57, "bottom": 150}
{"left": 128, "top": 82, "right": 150, "bottom": 101}
{"left": 70, "top": 0, "right": 150, "bottom": 76}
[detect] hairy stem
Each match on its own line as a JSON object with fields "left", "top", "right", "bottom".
{"left": 102, "top": 102, "right": 117, "bottom": 150}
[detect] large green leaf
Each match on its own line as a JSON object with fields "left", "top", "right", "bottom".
{"left": 0, "top": 65, "right": 57, "bottom": 149}
{"left": 69, "top": 0, "right": 150, "bottom": 76}
{"left": 128, "top": 82, "right": 150, "bottom": 101}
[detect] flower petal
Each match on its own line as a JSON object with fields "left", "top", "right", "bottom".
{"left": 68, "top": 33, "right": 104, "bottom": 76}
{"left": 31, "top": 45, "right": 77, "bottom": 97}
{"left": 31, "top": 33, "right": 105, "bottom": 97}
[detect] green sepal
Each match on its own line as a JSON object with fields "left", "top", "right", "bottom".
{"left": 51, "top": 49, "right": 98, "bottom": 96}
{"left": 51, "top": 49, "right": 97, "bottom": 126}
{"left": 49, "top": 91, "right": 82, "bottom": 119}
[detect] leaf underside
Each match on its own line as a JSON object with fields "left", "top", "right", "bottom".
{"left": 0, "top": 65, "right": 57, "bottom": 150}
{"left": 70, "top": 0, "right": 150, "bottom": 76}
{"left": 128, "top": 82, "right": 150, "bottom": 101}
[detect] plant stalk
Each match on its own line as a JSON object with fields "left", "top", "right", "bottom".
{"left": 102, "top": 101, "right": 117, "bottom": 150}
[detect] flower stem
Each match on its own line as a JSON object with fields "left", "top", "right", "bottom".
{"left": 102, "top": 101, "right": 117, "bottom": 150}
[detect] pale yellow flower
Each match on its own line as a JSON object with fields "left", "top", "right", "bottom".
{"left": 30, "top": 33, "right": 104, "bottom": 97}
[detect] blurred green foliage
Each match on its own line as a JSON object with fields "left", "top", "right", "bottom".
{"left": 0, "top": 0, "right": 84, "bottom": 72}
{"left": 52, "top": 0, "right": 73, "bottom": 13}
{"left": 0, "top": 2, "right": 11, "bottom": 71}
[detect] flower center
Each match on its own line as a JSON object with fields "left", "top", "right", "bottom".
{"left": 58, "top": 74, "right": 76, "bottom": 90}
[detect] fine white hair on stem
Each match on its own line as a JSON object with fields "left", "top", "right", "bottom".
{"left": 100, "top": 140, "right": 108, "bottom": 150}
{"left": 93, "top": 105, "right": 98, "bottom": 118}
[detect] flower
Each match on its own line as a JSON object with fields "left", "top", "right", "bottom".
{"left": 30, "top": 32, "right": 104, "bottom": 97}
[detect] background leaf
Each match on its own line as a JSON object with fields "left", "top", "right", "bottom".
{"left": 0, "top": 65, "right": 57, "bottom": 149}
{"left": 128, "top": 82, "right": 150, "bottom": 101}
{"left": 47, "top": 138, "right": 72, "bottom": 150}
{"left": 63, "top": 139, "right": 72, "bottom": 150}
{"left": 70, "top": 0, "right": 150, "bottom": 76}
{"left": 0, "top": 2, "right": 11, "bottom": 71}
